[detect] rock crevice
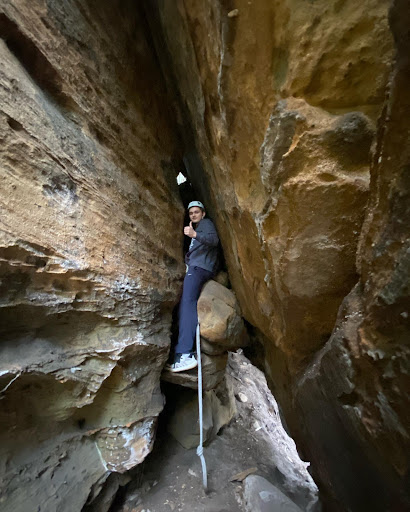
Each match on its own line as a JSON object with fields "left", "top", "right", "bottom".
{"left": 1, "top": 0, "right": 409, "bottom": 511}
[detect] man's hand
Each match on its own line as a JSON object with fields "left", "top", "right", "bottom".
{"left": 184, "top": 221, "right": 197, "bottom": 238}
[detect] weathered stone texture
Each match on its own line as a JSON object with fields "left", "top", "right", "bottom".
{"left": 0, "top": 1, "right": 184, "bottom": 510}
{"left": 243, "top": 475, "right": 303, "bottom": 512}
{"left": 1, "top": 0, "right": 407, "bottom": 510}
{"left": 228, "top": 352, "right": 319, "bottom": 511}
{"left": 295, "top": 0, "right": 410, "bottom": 508}
{"left": 167, "top": 377, "right": 236, "bottom": 449}
{"left": 150, "top": 0, "right": 392, "bottom": 376}
{"left": 198, "top": 279, "right": 248, "bottom": 350}
{"left": 149, "top": 0, "right": 408, "bottom": 509}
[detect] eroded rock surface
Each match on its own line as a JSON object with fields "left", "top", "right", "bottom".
{"left": 198, "top": 279, "right": 248, "bottom": 351}
{"left": 228, "top": 352, "right": 319, "bottom": 511}
{"left": 148, "top": 0, "right": 392, "bottom": 376}
{"left": 167, "top": 377, "right": 236, "bottom": 449}
{"left": 243, "top": 475, "right": 303, "bottom": 512}
{"left": 148, "top": 0, "right": 408, "bottom": 509}
{"left": 1, "top": 0, "right": 408, "bottom": 510}
{"left": 118, "top": 352, "right": 319, "bottom": 512}
{"left": 0, "top": 1, "right": 184, "bottom": 510}
{"left": 295, "top": 1, "right": 410, "bottom": 508}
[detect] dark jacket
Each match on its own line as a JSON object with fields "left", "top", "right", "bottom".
{"left": 185, "top": 218, "right": 219, "bottom": 273}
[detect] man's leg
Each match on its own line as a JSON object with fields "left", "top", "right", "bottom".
{"left": 175, "top": 266, "right": 211, "bottom": 354}
{"left": 169, "top": 267, "right": 212, "bottom": 372}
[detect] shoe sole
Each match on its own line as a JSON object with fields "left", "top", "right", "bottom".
{"left": 169, "top": 360, "right": 198, "bottom": 373}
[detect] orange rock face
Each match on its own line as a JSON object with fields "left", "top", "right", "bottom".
{"left": 150, "top": 0, "right": 409, "bottom": 509}
{"left": 295, "top": 2, "right": 410, "bottom": 508}
{"left": 151, "top": 0, "right": 393, "bottom": 374}
{"left": 1, "top": 0, "right": 408, "bottom": 510}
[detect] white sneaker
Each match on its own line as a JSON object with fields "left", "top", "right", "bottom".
{"left": 168, "top": 353, "right": 198, "bottom": 373}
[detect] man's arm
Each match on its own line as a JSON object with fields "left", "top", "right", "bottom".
{"left": 195, "top": 219, "right": 219, "bottom": 247}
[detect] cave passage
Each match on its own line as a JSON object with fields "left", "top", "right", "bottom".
{"left": 1, "top": 1, "right": 408, "bottom": 512}
{"left": 109, "top": 353, "right": 320, "bottom": 512}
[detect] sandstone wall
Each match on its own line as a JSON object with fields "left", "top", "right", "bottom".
{"left": 150, "top": 0, "right": 393, "bottom": 373}
{"left": 295, "top": 1, "right": 410, "bottom": 507}
{"left": 0, "top": 1, "right": 184, "bottom": 510}
{"left": 1, "top": 0, "right": 407, "bottom": 510}
{"left": 148, "top": 0, "right": 408, "bottom": 509}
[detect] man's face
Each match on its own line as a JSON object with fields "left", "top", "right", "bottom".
{"left": 189, "top": 207, "right": 205, "bottom": 223}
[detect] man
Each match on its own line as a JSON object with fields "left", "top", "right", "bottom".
{"left": 169, "top": 201, "right": 219, "bottom": 372}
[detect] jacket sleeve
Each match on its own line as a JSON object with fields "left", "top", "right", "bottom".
{"left": 195, "top": 219, "right": 219, "bottom": 247}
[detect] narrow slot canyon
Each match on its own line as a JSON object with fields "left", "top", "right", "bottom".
{"left": 0, "top": 1, "right": 409, "bottom": 511}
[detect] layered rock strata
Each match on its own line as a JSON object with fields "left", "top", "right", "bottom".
{"left": 0, "top": 1, "right": 184, "bottom": 510}
{"left": 1, "top": 0, "right": 407, "bottom": 510}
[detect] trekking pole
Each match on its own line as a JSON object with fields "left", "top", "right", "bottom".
{"left": 196, "top": 322, "right": 208, "bottom": 492}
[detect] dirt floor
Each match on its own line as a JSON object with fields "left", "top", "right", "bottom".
{"left": 111, "top": 353, "right": 320, "bottom": 512}
{"left": 113, "top": 415, "right": 273, "bottom": 512}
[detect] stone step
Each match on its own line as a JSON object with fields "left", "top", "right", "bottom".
{"left": 161, "top": 352, "right": 228, "bottom": 390}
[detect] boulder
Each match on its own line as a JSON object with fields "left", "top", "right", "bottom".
{"left": 168, "top": 388, "right": 214, "bottom": 450}
{"left": 243, "top": 475, "right": 303, "bottom": 512}
{"left": 200, "top": 338, "right": 227, "bottom": 356}
{"left": 167, "top": 377, "right": 236, "bottom": 449}
{"left": 197, "top": 280, "right": 248, "bottom": 350}
{"left": 227, "top": 352, "right": 319, "bottom": 511}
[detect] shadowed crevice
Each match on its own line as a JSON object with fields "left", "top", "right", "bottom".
{"left": 0, "top": 13, "right": 77, "bottom": 111}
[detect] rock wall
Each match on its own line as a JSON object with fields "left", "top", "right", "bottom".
{"left": 295, "top": 0, "right": 410, "bottom": 508}
{"left": 0, "top": 1, "right": 184, "bottom": 510}
{"left": 1, "top": 0, "right": 408, "bottom": 510}
{"left": 148, "top": 0, "right": 409, "bottom": 509}
{"left": 148, "top": 0, "right": 393, "bottom": 373}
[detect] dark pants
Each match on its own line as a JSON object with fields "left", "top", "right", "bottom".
{"left": 175, "top": 265, "right": 213, "bottom": 354}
